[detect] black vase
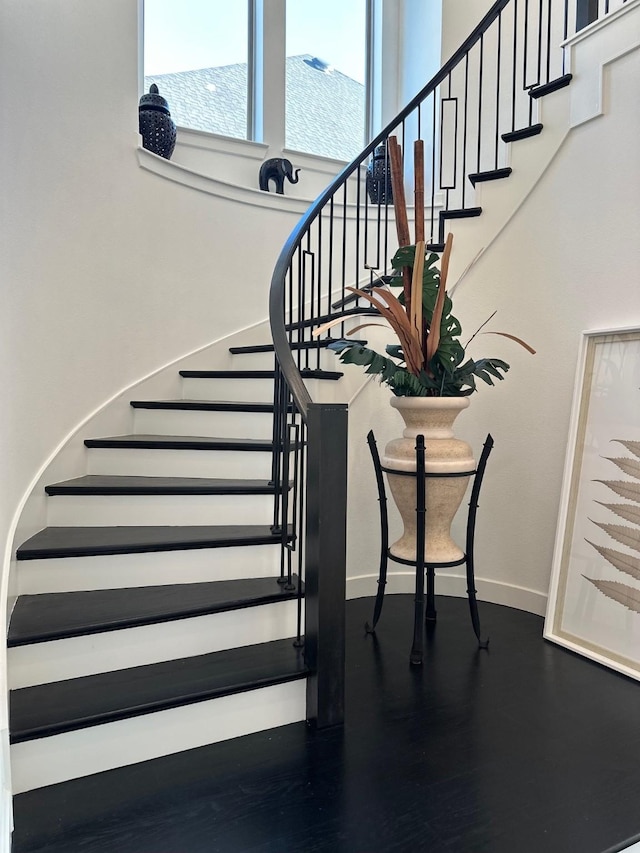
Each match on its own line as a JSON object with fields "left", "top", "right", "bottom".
{"left": 139, "top": 84, "right": 177, "bottom": 160}
{"left": 366, "top": 140, "right": 393, "bottom": 205}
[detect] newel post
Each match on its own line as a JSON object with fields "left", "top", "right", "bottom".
{"left": 304, "top": 402, "right": 348, "bottom": 728}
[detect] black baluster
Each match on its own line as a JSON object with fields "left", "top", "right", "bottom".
{"left": 280, "top": 422, "right": 295, "bottom": 591}
{"left": 546, "top": 0, "right": 553, "bottom": 83}
{"left": 512, "top": 0, "right": 519, "bottom": 131}
{"left": 328, "top": 195, "right": 335, "bottom": 334}
{"left": 292, "top": 422, "right": 304, "bottom": 647}
{"left": 477, "top": 35, "right": 484, "bottom": 172}
{"left": 563, "top": 0, "right": 569, "bottom": 74}
{"left": 340, "top": 182, "right": 348, "bottom": 337}
{"left": 495, "top": 12, "right": 503, "bottom": 170}
{"left": 462, "top": 54, "right": 469, "bottom": 208}
{"left": 431, "top": 94, "right": 437, "bottom": 244}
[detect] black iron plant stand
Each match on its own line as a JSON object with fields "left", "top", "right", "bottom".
{"left": 365, "top": 430, "right": 494, "bottom": 665}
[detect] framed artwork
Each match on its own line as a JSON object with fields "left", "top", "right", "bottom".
{"left": 545, "top": 327, "right": 640, "bottom": 681}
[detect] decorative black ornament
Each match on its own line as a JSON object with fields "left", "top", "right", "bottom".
{"left": 259, "top": 158, "right": 301, "bottom": 195}
{"left": 366, "top": 140, "right": 393, "bottom": 205}
{"left": 139, "top": 84, "right": 177, "bottom": 160}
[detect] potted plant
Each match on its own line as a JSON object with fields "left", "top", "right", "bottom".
{"left": 315, "top": 229, "right": 534, "bottom": 565}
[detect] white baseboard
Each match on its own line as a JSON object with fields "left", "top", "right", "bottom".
{"left": 346, "top": 571, "right": 547, "bottom": 617}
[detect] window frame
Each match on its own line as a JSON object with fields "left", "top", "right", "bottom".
{"left": 140, "top": 0, "right": 444, "bottom": 165}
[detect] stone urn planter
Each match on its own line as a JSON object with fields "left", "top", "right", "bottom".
{"left": 382, "top": 396, "right": 475, "bottom": 564}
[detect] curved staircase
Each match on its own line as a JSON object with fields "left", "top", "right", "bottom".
{"left": 8, "top": 0, "right": 637, "bottom": 819}
{"left": 9, "top": 354, "right": 343, "bottom": 794}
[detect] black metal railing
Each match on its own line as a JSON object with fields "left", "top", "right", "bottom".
{"left": 268, "top": 0, "right": 623, "bottom": 727}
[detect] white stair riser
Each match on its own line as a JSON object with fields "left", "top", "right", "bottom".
{"left": 133, "top": 408, "right": 273, "bottom": 440}
{"left": 181, "top": 377, "right": 274, "bottom": 403}
{"left": 9, "top": 600, "right": 301, "bottom": 688}
{"left": 18, "top": 544, "right": 283, "bottom": 594}
{"left": 87, "top": 447, "right": 274, "bottom": 478}
{"left": 181, "top": 376, "right": 340, "bottom": 403}
{"left": 231, "top": 348, "right": 340, "bottom": 371}
{"left": 46, "top": 492, "right": 279, "bottom": 527}
{"left": 10, "top": 679, "right": 306, "bottom": 793}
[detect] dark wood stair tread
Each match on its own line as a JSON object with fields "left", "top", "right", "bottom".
{"left": 501, "top": 123, "right": 543, "bottom": 143}
{"left": 8, "top": 576, "right": 302, "bottom": 646}
{"left": 84, "top": 435, "right": 286, "bottom": 451}
{"left": 44, "top": 475, "right": 281, "bottom": 496}
{"left": 130, "top": 400, "right": 278, "bottom": 413}
{"left": 468, "top": 167, "right": 512, "bottom": 186}
{"left": 529, "top": 73, "right": 572, "bottom": 99}
{"left": 16, "top": 525, "right": 289, "bottom": 560}
{"left": 10, "top": 638, "right": 307, "bottom": 743}
{"left": 229, "top": 338, "right": 366, "bottom": 354}
{"left": 284, "top": 307, "right": 378, "bottom": 333}
{"left": 179, "top": 369, "right": 342, "bottom": 380}
{"left": 441, "top": 206, "right": 483, "bottom": 220}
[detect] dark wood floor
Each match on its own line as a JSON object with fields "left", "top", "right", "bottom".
{"left": 13, "top": 596, "right": 640, "bottom": 853}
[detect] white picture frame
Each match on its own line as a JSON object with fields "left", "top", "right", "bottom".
{"left": 544, "top": 326, "right": 640, "bottom": 681}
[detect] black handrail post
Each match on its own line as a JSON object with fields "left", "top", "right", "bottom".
{"left": 304, "top": 402, "right": 348, "bottom": 728}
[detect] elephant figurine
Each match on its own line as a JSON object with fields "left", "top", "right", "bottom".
{"left": 259, "top": 158, "right": 301, "bottom": 194}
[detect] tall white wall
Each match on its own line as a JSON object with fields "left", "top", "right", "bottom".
{"left": 442, "top": 0, "right": 494, "bottom": 61}
{"left": 346, "top": 44, "right": 640, "bottom": 613}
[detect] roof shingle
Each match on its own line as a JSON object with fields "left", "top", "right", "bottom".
{"left": 144, "top": 55, "right": 365, "bottom": 162}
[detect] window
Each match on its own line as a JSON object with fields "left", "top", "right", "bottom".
{"left": 143, "top": 0, "right": 249, "bottom": 139}
{"left": 143, "top": 0, "right": 371, "bottom": 161}
{"left": 285, "top": 0, "right": 368, "bottom": 160}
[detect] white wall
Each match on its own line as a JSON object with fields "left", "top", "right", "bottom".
{"left": 442, "top": 0, "right": 493, "bottom": 62}
{"left": 0, "top": 0, "right": 324, "bottom": 824}
{"left": 346, "top": 44, "right": 640, "bottom": 613}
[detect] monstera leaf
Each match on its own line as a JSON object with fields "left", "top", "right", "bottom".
{"left": 316, "top": 235, "right": 533, "bottom": 397}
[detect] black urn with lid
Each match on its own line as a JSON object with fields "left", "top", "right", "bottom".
{"left": 139, "top": 84, "right": 177, "bottom": 160}
{"left": 366, "top": 139, "right": 393, "bottom": 205}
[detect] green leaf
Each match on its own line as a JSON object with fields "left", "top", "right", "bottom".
{"left": 366, "top": 353, "right": 387, "bottom": 375}
{"left": 391, "top": 245, "right": 417, "bottom": 270}
{"left": 385, "top": 344, "right": 405, "bottom": 361}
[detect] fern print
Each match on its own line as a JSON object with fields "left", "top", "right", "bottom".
{"left": 586, "top": 442, "right": 640, "bottom": 615}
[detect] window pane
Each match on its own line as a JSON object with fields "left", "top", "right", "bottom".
{"left": 143, "top": 0, "right": 248, "bottom": 139}
{"left": 285, "top": 0, "right": 367, "bottom": 161}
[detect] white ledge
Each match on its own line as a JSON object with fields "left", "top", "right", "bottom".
{"left": 563, "top": 0, "right": 640, "bottom": 47}
{"left": 137, "top": 146, "right": 316, "bottom": 213}
{"left": 137, "top": 146, "right": 437, "bottom": 219}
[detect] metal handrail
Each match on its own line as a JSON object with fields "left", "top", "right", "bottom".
{"left": 265, "top": 0, "right": 620, "bottom": 727}
{"left": 269, "top": 0, "right": 511, "bottom": 420}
